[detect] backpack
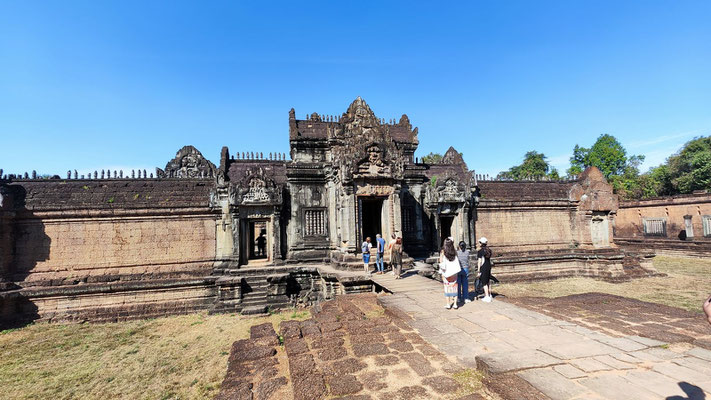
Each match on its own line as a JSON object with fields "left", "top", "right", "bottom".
{"left": 362, "top": 242, "right": 369, "bottom": 254}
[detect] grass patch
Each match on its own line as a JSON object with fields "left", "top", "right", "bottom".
{"left": 497, "top": 256, "right": 711, "bottom": 313}
{"left": 452, "top": 368, "right": 485, "bottom": 397}
{"left": 0, "top": 309, "right": 309, "bottom": 400}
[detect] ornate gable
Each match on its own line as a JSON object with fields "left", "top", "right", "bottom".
{"left": 331, "top": 97, "right": 406, "bottom": 183}
{"left": 157, "top": 146, "right": 217, "bottom": 178}
{"left": 231, "top": 167, "right": 283, "bottom": 206}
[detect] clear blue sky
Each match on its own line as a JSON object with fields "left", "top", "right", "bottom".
{"left": 2, "top": 1, "right": 710, "bottom": 177}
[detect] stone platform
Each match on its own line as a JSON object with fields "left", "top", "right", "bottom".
{"left": 378, "top": 273, "right": 711, "bottom": 399}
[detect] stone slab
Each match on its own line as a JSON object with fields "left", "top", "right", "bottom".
{"left": 540, "top": 340, "right": 618, "bottom": 360}
{"left": 570, "top": 357, "right": 613, "bottom": 373}
{"left": 627, "top": 335, "right": 666, "bottom": 347}
{"left": 552, "top": 364, "right": 587, "bottom": 379}
{"left": 687, "top": 347, "right": 711, "bottom": 362}
{"left": 579, "top": 374, "right": 659, "bottom": 400}
{"left": 476, "top": 349, "right": 562, "bottom": 374}
{"left": 517, "top": 367, "right": 590, "bottom": 400}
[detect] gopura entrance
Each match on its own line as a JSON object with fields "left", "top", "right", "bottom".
{"left": 358, "top": 196, "right": 386, "bottom": 245}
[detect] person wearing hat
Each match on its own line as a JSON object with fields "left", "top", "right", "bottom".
{"left": 477, "top": 237, "right": 494, "bottom": 303}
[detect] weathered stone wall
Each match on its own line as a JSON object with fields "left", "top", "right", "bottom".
{"left": 12, "top": 213, "right": 217, "bottom": 286}
{"left": 616, "top": 193, "right": 711, "bottom": 257}
{"left": 6, "top": 179, "right": 219, "bottom": 287}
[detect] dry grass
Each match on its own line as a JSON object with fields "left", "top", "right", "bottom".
{"left": 0, "top": 309, "right": 309, "bottom": 400}
{"left": 497, "top": 256, "right": 711, "bottom": 312}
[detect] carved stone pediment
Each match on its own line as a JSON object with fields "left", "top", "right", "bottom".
{"left": 231, "top": 167, "right": 282, "bottom": 206}
{"left": 331, "top": 97, "right": 406, "bottom": 184}
{"left": 355, "top": 144, "right": 392, "bottom": 177}
{"left": 157, "top": 146, "right": 217, "bottom": 178}
{"left": 426, "top": 175, "right": 469, "bottom": 205}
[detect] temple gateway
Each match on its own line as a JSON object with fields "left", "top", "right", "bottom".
{"left": 0, "top": 97, "right": 656, "bottom": 325}
{"left": 211, "top": 96, "right": 475, "bottom": 267}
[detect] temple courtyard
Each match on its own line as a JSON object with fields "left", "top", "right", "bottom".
{"left": 2, "top": 255, "right": 710, "bottom": 399}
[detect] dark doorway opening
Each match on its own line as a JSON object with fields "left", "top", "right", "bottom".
{"left": 249, "top": 220, "right": 268, "bottom": 261}
{"left": 361, "top": 198, "right": 384, "bottom": 245}
{"left": 440, "top": 215, "right": 453, "bottom": 247}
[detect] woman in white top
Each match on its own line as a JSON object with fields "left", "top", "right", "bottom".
{"left": 439, "top": 238, "right": 462, "bottom": 309}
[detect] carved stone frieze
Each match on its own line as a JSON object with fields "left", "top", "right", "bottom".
{"left": 157, "top": 146, "right": 217, "bottom": 178}
{"left": 231, "top": 167, "right": 283, "bottom": 206}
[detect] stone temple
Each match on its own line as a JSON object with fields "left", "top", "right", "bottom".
{"left": 0, "top": 97, "right": 656, "bottom": 326}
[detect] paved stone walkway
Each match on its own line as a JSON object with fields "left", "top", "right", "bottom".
{"left": 377, "top": 273, "right": 711, "bottom": 400}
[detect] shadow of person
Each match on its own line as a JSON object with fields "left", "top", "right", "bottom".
{"left": 1, "top": 182, "right": 50, "bottom": 329}
{"left": 666, "top": 381, "right": 706, "bottom": 400}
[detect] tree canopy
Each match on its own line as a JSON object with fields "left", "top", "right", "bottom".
{"left": 567, "top": 134, "right": 644, "bottom": 178}
{"left": 421, "top": 152, "right": 443, "bottom": 164}
{"left": 498, "top": 151, "right": 559, "bottom": 180}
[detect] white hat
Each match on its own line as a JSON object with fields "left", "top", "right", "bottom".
{"left": 478, "top": 237, "right": 488, "bottom": 244}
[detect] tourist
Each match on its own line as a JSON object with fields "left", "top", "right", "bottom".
{"left": 704, "top": 295, "right": 711, "bottom": 325}
{"left": 388, "top": 233, "right": 397, "bottom": 275}
{"left": 391, "top": 237, "right": 403, "bottom": 279}
{"left": 256, "top": 232, "right": 267, "bottom": 257}
{"left": 457, "top": 241, "right": 471, "bottom": 303}
{"left": 477, "top": 237, "right": 493, "bottom": 303}
{"left": 375, "top": 234, "right": 386, "bottom": 274}
{"left": 362, "top": 237, "right": 372, "bottom": 274}
{"left": 439, "top": 238, "right": 462, "bottom": 309}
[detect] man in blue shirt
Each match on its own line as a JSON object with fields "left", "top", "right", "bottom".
{"left": 375, "top": 234, "right": 386, "bottom": 274}
{"left": 457, "top": 241, "right": 471, "bottom": 303}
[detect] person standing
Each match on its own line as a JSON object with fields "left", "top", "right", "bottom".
{"left": 388, "top": 233, "right": 397, "bottom": 275}
{"left": 362, "top": 237, "right": 372, "bottom": 274}
{"left": 457, "top": 241, "right": 471, "bottom": 304}
{"left": 391, "top": 237, "right": 404, "bottom": 279}
{"left": 704, "top": 295, "right": 711, "bottom": 325}
{"left": 440, "top": 238, "right": 462, "bottom": 309}
{"left": 477, "top": 237, "right": 494, "bottom": 303}
{"left": 375, "top": 234, "right": 386, "bottom": 274}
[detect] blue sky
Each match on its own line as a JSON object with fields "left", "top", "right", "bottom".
{"left": 1, "top": 1, "right": 710, "bottom": 177}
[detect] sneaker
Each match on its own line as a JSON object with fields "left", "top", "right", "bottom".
{"left": 445, "top": 304, "right": 452, "bottom": 309}
{"left": 464, "top": 299, "right": 472, "bottom": 303}
{"left": 482, "top": 296, "right": 492, "bottom": 303}
{"left": 453, "top": 304, "right": 458, "bottom": 309}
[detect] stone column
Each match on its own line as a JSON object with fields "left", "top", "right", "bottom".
{"left": 391, "top": 188, "right": 402, "bottom": 237}
{"left": 272, "top": 211, "right": 282, "bottom": 261}
{"left": 342, "top": 186, "right": 357, "bottom": 252}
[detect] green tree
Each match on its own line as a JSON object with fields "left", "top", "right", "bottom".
{"left": 666, "top": 136, "right": 711, "bottom": 194}
{"left": 421, "top": 152, "right": 443, "bottom": 164}
{"left": 498, "top": 151, "right": 559, "bottom": 180}
{"left": 567, "top": 134, "right": 642, "bottom": 179}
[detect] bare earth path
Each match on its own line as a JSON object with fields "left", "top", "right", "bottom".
{"left": 374, "top": 272, "right": 711, "bottom": 400}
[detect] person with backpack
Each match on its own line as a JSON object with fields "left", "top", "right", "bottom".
{"left": 477, "top": 237, "right": 494, "bottom": 303}
{"left": 391, "top": 237, "right": 404, "bottom": 279}
{"left": 439, "top": 238, "right": 462, "bottom": 309}
{"left": 362, "top": 237, "right": 372, "bottom": 274}
{"left": 375, "top": 234, "right": 386, "bottom": 274}
{"left": 457, "top": 241, "right": 471, "bottom": 304}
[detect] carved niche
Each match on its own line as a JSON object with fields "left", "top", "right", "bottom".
{"left": 232, "top": 167, "right": 282, "bottom": 206}
{"left": 157, "top": 146, "right": 217, "bottom": 178}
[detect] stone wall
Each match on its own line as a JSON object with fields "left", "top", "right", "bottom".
{"left": 616, "top": 193, "right": 711, "bottom": 257}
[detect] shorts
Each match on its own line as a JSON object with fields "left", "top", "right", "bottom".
{"left": 363, "top": 253, "right": 370, "bottom": 263}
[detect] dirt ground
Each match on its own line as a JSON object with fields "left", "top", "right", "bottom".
{"left": 496, "top": 255, "right": 711, "bottom": 313}
{"left": 0, "top": 310, "right": 309, "bottom": 400}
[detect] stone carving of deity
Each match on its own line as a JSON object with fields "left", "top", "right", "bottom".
{"left": 242, "top": 178, "right": 270, "bottom": 203}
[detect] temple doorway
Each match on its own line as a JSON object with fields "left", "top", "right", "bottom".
{"left": 440, "top": 215, "right": 453, "bottom": 246}
{"left": 241, "top": 219, "right": 270, "bottom": 265}
{"left": 359, "top": 197, "right": 384, "bottom": 245}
